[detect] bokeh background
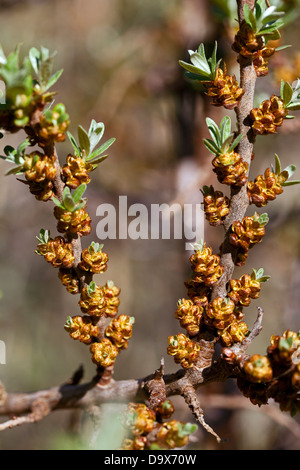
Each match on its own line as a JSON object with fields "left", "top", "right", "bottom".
{"left": 0, "top": 0, "right": 300, "bottom": 450}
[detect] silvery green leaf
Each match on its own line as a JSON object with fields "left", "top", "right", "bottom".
{"left": 5, "top": 165, "right": 25, "bottom": 175}
{"left": 67, "top": 131, "right": 81, "bottom": 156}
{"left": 52, "top": 196, "right": 65, "bottom": 210}
{"left": 73, "top": 199, "right": 87, "bottom": 211}
{"left": 258, "top": 276, "right": 271, "bottom": 283}
{"left": 258, "top": 213, "right": 269, "bottom": 226}
{"left": 220, "top": 116, "right": 231, "bottom": 143}
{"left": 63, "top": 194, "right": 76, "bottom": 211}
{"left": 86, "top": 155, "right": 108, "bottom": 166}
{"left": 244, "top": 4, "right": 257, "bottom": 31}
{"left": 282, "top": 164, "right": 296, "bottom": 179}
{"left": 206, "top": 117, "right": 221, "bottom": 146}
{"left": 72, "top": 183, "right": 86, "bottom": 204}
{"left": 228, "top": 133, "right": 243, "bottom": 152}
{"left": 275, "top": 45, "right": 291, "bottom": 52}
{"left": 86, "top": 137, "right": 115, "bottom": 161}
{"left": 286, "top": 102, "right": 300, "bottom": 110}
{"left": 282, "top": 81, "right": 293, "bottom": 105}
{"left": 256, "top": 268, "right": 264, "bottom": 279}
{"left": 208, "top": 41, "right": 218, "bottom": 71}
{"left": 78, "top": 125, "right": 90, "bottom": 155}
{"left": 189, "top": 51, "right": 211, "bottom": 75}
{"left": 281, "top": 180, "right": 300, "bottom": 186}
{"left": 45, "top": 68, "right": 63, "bottom": 91}
{"left": 178, "top": 60, "right": 213, "bottom": 79}
{"left": 274, "top": 154, "right": 281, "bottom": 175}
{"left": 203, "top": 138, "right": 220, "bottom": 155}
{"left": 29, "top": 47, "right": 40, "bottom": 74}
{"left": 88, "top": 120, "right": 105, "bottom": 152}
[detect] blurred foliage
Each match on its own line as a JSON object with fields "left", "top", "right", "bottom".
{"left": 0, "top": 0, "right": 300, "bottom": 450}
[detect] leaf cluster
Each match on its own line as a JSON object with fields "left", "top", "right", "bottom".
{"left": 203, "top": 116, "right": 242, "bottom": 157}
{"left": 52, "top": 183, "right": 87, "bottom": 212}
{"left": 68, "top": 120, "right": 115, "bottom": 168}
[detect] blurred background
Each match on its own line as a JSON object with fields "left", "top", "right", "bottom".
{"left": 0, "top": 0, "right": 300, "bottom": 450}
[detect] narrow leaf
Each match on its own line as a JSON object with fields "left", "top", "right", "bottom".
{"left": 228, "top": 133, "right": 243, "bottom": 152}
{"left": 52, "top": 196, "right": 65, "bottom": 210}
{"left": 45, "top": 68, "right": 63, "bottom": 91}
{"left": 78, "top": 125, "right": 90, "bottom": 155}
{"left": 72, "top": 183, "right": 87, "bottom": 203}
{"left": 273, "top": 154, "right": 281, "bottom": 175}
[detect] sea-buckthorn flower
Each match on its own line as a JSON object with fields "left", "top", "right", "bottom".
{"left": 62, "top": 154, "right": 93, "bottom": 188}
{"left": 120, "top": 437, "right": 147, "bottom": 450}
{"left": 205, "top": 65, "right": 245, "bottom": 109}
{"left": 248, "top": 154, "right": 300, "bottom": 207}
{"left": 58, "top": 268, "right": 80, "bottom": 294}
{"left": 167, "top": 333, "right": 200, "bottom": 369}
{"left": 201, "top": 185, "right": 230, "bottom": 226}
{"left": 36, "top": 229, "right": 74, "bottom": 268}
{"left": 267, "top": 330, "right": 300, "bottom": 366}
{"left": 52, "top": 184, "right": 92, "bottom": 237}
{"left": 250, "top": 80, "right": 300, "bottom": 136}
{"left": 218, "top": 320, "right": 248, "bottom": 347}
{"left": 156, "top": 420, "right": 198, "bottom": 450}
{"left": 232, "top": 2, "right": 286, "bottom": 76}
{"left": 79, "top": 281, "right": 106, "bottom": 316}
{"left": 250, "top": 95, "right": 288, "bottom": 135}
{"left": 229, "top": 212, "right": 269, "bottom": 266}
{"left": 64, "top": 315, "right": 98, "bottom": 345}
{"left": 79, "top": 242, "right": 108, "bottom": 274}
{"left": 35, "top": 103, "right": 69, "bottom": 146}
{"left": 243, "top": 354, "right": 273, "bottom": 383}
{"left": 123, "top": 403, "right": 156, "bottom": 436}
{"left": 205, "top": 297, "right": 236, "bottom": 330}
{"left": 105, "top": 315, "right": 135, "bottom": 349}
{"left": 23, "top": 151, "right": 56, "bottom": 183}
{"left": 203, "top": 116, "right": 248, "bottom": 187}
{"left": 179, "top": 42, "right": 244, "bottom": 109}
{"left": 154, "top": 400, "right": 175, "bottom": 421}
{"left": 0, "top": 46, "right": 59, "bottom": 132}
{"left": 90, "top": 338, "right": 119, "bottom": 367}
{"left": 228, "top": 268, "right": 270, "bottom": 306}
{"left": 174, "top": 298, "right": 203, "bottom": 336}
{"left": 189, "top": 240, "right": 224, "bottom": 287}
{"left": 0, "top": 140, "right": 56, "bottom": 201}
{"left": 66, "top": 120, "right": 115, "bottom": 180}
{"left": 102, "top": 280, "right": 121, "bottom": 317}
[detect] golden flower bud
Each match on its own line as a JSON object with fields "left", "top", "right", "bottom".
{"left": 79, "top": 283, "right": 107, "bottom": 316}
{"left": 79, "top": 244, "right": 109, "bottom": 274}
{"left": 105, "top": 314, "right": 135, "bottom": 349}
{"left": 167, "top": 333, "right": 200, "bottom": 368}
{"left": 64, "top": 315, "right": 98, "bottom": 344}
{"left": 175, "top": 299, "right": 203, "bottom": 336}
{"left": 243, "top": 354, "right": 273, "bottom": 383}
{"left": 90, "top": 338, "right": 119, "bottom": 367}
{"left": 37, "top": 236, "right": 74, "bottom": 269}
{"left": 62, "top": 155, "right": 93, "bottom": 189}
{"left": 124, "top": 403, "right": 156, "bottom": 436}
{"left": 206, "top": 66, "right": 244, "bottom": 110}
{"left": 102, "top": 280, "right": 121, "bottom": 317}
{"left": 54, "top": 205, "right": 92, "bottom": 237}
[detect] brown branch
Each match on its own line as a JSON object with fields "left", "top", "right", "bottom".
{"left": 212, "top": 0, "right": 257, "bottom": 300}
{"left": 182, "top": 384, "right": 222, "bottom": 443}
